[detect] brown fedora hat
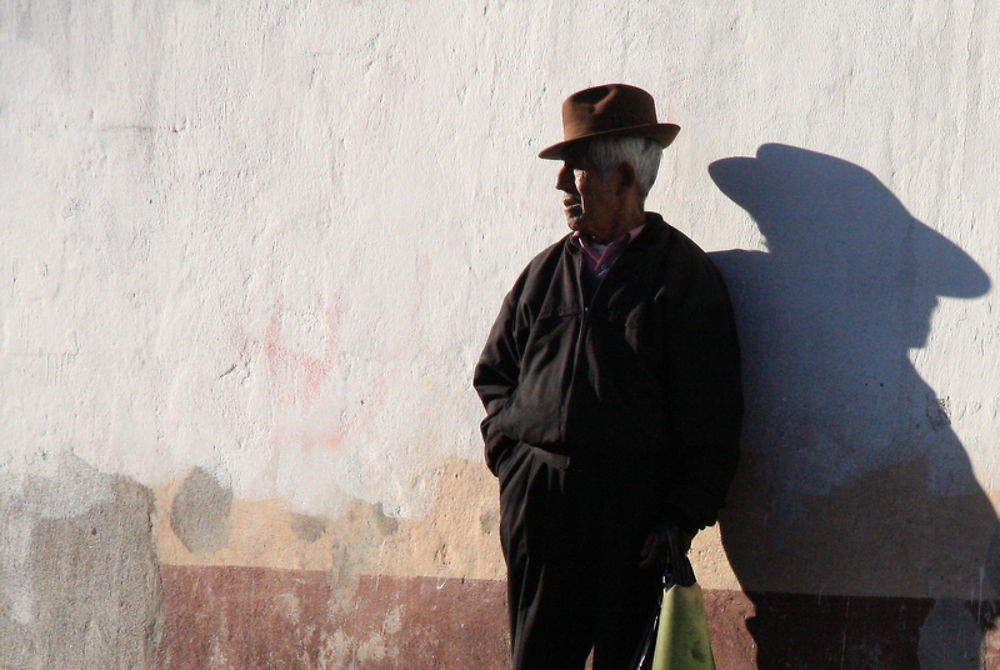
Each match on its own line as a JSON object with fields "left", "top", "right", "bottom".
{"left": 538, "top": 83, "right": 680, "bottom": 160}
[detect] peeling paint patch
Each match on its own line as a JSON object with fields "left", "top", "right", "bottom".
{"left": 0, "top": 465, "right": 161, "bottom": 670}
{"left": 328, "top": 500, "right": 400, "bottom": 613}
{"left": 290, "top": 512, "right": 326, "bottom": 543}
{"left": 926, "top": 393, "right": 952, "bottom": 430}
{"left": 479, "top": 508, "right": 498, "bottom": 537}
{"left": 170, "top": 467, "right": 233, "bottom": 554}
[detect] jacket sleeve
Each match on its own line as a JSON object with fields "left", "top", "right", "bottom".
{"left": 473, "top": 281, "right": 527, "bottom": 476}
{"left": 660, "top": 258, "right": 744, "bottom": 534}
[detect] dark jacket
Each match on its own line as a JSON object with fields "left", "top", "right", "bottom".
{"left": 473, "top": 213, "right": 743, "bottom": 532}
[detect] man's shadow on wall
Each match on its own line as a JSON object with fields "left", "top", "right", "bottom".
{"left": 707, "top": 144, "right": 996, "bottom": 669}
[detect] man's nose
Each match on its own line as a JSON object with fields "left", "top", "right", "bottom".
{"left": 555, "top": 164, "right": 576, "bottom": 193}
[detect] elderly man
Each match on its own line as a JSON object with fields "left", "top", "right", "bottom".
{"left": 473, "top": 84, "right": 743, "bottom": 670}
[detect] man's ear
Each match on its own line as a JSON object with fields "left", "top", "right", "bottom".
{"left": 618, "top": 162, "right": 638, "bottom": 194}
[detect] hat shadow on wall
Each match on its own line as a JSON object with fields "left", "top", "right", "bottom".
{"left": 707, "top": 144, "right": 995, "bottom": 669}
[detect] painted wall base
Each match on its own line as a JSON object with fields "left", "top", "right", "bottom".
{"left": 157, "top": 565, "right": 1000, "bottom": 669}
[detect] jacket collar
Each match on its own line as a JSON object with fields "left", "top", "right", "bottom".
{"left": 564, "top": 211, "right": 667, "bottom": 254}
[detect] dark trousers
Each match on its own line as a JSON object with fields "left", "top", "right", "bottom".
{"left": 497, "top": 443, "right": 662, "bottom": 670}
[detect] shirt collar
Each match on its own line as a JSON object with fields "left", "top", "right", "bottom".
{"left": 572, "top": 223, "right": 646, "bottom": 256}
{"left": 572, "top": 223, "right": 646, "bottom": 250}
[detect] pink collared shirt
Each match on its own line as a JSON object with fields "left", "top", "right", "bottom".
{"left": 573, "top": 224, "right": 645, "bottom": 280}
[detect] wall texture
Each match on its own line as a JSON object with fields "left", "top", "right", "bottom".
{"left": 1, "top": 0, "right": 998, "bottom": 667}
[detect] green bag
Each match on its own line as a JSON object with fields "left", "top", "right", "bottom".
{"left": 629, "top": 527, "right": 716, "bottom": 670}
{"left": 650, "top": 581, "right": 716, "bottom": 670}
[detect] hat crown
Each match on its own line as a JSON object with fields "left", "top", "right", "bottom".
{"left": 562, "top": 84, "right": 658, "bottom": 140}
{"left": 538, "top": 83, "right": 679, "bottom": 159}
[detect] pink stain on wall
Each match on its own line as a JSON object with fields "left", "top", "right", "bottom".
{"left": 246, "top": 290, "right": 402, "bottom": 452}
{"left": 260, "top": 296, "right": 342, "bottom": 407}
{"left": 236, "top": 254, "right": 427, "bottom": 454}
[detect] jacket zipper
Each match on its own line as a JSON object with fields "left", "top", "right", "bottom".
{"left": 561, "top": 247, "right": 617, "bottom": 447}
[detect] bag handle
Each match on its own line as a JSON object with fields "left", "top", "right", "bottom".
{"left": 662, "top": 525, "right": 696, "bottom": 588}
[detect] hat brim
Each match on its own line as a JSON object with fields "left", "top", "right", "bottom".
{"left": 538, "top": 123, "right": 680, "bottom": 160}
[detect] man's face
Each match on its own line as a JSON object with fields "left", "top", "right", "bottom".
{"left": 555, "top": 150, "right": 624, "bottom": 242}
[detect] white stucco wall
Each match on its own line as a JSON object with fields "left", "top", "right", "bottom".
{"left": 2, "top": 0, "right": 998, "bottom": 603}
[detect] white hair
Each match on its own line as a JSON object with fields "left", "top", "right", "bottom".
{"left": 586, "top": 136, "right": 663, "bottom": 198}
